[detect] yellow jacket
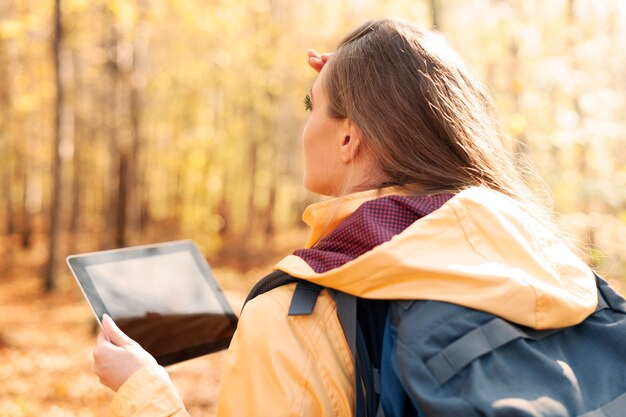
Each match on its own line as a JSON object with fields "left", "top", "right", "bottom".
{"left": 108, "top": 187, "right": 596, "bottom": 417}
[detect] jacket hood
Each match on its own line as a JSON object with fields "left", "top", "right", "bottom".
{"left": 275, "top": 187, "right": 597, "bottom": 329}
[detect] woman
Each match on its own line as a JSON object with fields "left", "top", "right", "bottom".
{"left": 93, "top": 18, "right": 596, "bottom": 416}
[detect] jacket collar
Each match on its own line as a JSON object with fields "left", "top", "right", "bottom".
{"left": 302, "top": 186, "right": 408, "bottom": 248}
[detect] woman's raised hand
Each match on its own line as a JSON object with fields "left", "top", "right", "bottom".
{"left": 307, "top": 49, "right": 332, "bottom": 72}
{"left": 92, "top": 314, "right": 158, "bottom": 391}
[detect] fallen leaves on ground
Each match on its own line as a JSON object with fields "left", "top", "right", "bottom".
{"left": 0, "top": 259, "right": 258, "bottom": 417}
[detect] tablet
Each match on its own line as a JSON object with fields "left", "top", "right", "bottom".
{"left": 67, "top": 240, "right": 238, "bottom": 366}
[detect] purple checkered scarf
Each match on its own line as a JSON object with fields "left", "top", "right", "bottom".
{"left": 294, "top": 194, "right": 454, "bottom": 273}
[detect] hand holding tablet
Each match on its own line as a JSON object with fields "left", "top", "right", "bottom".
{"left": 67, "top": 240, "right": 238, "bottom": 366}
{"left": 92, "top": 314, "right": 159, "bottom": 391}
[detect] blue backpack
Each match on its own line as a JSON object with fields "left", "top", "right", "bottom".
{"left": 245, "top": 272, "right": 626, "bottom": 417}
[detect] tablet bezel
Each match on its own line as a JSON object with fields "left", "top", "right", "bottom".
{"left": 66, "top": 239, "right": 238, "bottom": 366}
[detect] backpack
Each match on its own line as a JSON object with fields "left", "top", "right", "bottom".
{"left": 244, "top": 271, "right": 626, "bottom": 417}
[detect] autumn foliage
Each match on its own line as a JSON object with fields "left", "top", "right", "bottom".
{"left": 1, "top": 0, "right": 625, "bottom": 416}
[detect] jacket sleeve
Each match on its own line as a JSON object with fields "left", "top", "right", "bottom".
{"left": 217, "top": 284, "right": 354, "bottom": 417}
{"left": 107, "top": 284, "right": 353, "bottom": 417}
{"left": 108, "top": 365, "right": 189, "bottom": 417}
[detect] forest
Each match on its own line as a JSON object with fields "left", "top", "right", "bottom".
{"left": 1, "top": 0, "right": 625, "bottom": 415}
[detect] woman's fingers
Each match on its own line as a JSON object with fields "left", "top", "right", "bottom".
{"left": 102, "top": 314, "right": 134, "bottom": 347}
{"left": 307, "top": 49, "right": 332, "bottom": 73}
{"left": 308, "top": 57, "right": 324, "bottom": 72}
{"left": 307, "top": 49, "right": 321, "bottom": 59}
{"left": 307, "top": 49, "right": 324, "bottom": 72}
{"left": 91, "top": 314, "right": 159, "bottom": 391}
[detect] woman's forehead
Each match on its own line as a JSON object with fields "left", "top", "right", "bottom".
{"left": 311, "top": 67, "right": 329, "bottom": 96}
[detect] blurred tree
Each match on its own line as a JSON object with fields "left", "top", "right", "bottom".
{"left": 0, "top": 2, "right": 15, "bottom": 272}
{"left": 0, "top": 28, "right": 13, "bottom": 237}
{"left": 430, "top": 0, "right": 441, "bottom": 30}
{"left": 0, "top": 0, "right": 623, "bottom": 287}
{"left": 45, "top": 0, "right": 65, "bottom": 291}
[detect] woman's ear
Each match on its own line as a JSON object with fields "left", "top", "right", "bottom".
{"left": 340, "top": 119, "right": 364, "bottom": 164}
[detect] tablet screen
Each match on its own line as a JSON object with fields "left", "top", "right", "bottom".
{"left": 67, "top": 240, "right": 238, "bottom": 366}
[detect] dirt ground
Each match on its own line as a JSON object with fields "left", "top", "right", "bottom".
{"left": 0, "top": 238, "right": 270, "bottom": 417}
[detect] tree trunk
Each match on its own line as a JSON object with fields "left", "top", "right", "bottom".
{"left": 115, "top": 151, "right": 128, "bottom": 247}
{"left": 20, "top": 159, "right": 32, "bottom": 249}
{"left": 245, "top": 140, "right": 258, "bottom": 248}
{"left": 101, "top": 11, "right": 120, "bottom": 250}
{"left": 0, "top": 36, "right": 13, "bottom": 238}
{"left": 0, "top": 3, "right": 16, "bottom": 270}
{"left": 430, "top": 0, "right": 441, "bottom": 30}
{"left": 44, "top": 0, "right": 64, "bottom": 292}
{"left": 128, "top": 2, "right": 150, "bottom": 238}
{"left": 1, "top": 164, "right": 13, "bottom": 273}
{"left": 509, "top": 37, "right": 528, "bottom": 157}
{"left": 264, "top": 181, "right": 276, "bottom": 242}
{"left": 565, "top": 0, "right": 596, "bottom": 265}
{"left": 128, "top": 67, "right": 141, "bottom": 239}
{"left": 69, "top": 50, "right": 83, "bottom": 236}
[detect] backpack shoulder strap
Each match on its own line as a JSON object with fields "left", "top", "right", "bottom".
{"left": 244, "top": 270, "right": 379, "bottom": 417}
{"left": 244, "top": 270, "right": 297, "bottom": 304}
{"left": 243, "top": 270, "right": 322, "bottom": 316}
